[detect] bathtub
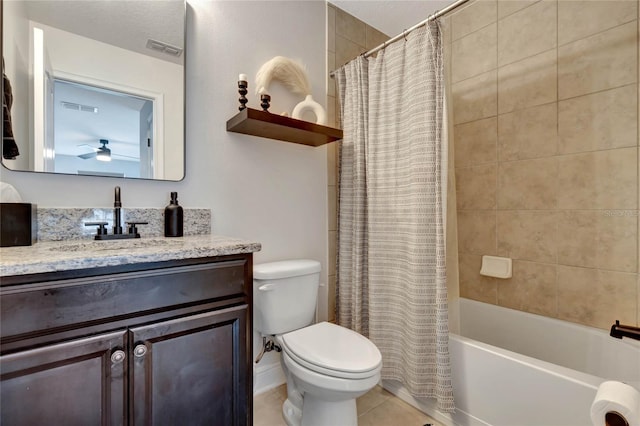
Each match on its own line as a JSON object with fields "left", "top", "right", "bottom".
{"left": 383, "top": 298, "right": 640, "bottom": 426}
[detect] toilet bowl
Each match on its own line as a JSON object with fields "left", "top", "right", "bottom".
{"left": 253, "top": 260, "right": 382, "bottom": 426}
{"left": 278, "top": 322, "right": 381, "bottom": 426}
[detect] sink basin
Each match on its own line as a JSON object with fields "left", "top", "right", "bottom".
{"left": 51, "top": 238, "right": 184, "bottom": 252}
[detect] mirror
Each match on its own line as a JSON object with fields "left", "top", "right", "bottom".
{"left": 2, "top": 0, "right": 185, "bottom": 181}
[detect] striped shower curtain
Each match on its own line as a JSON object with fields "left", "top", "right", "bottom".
{"left": 335, "top": 21, "right": 454, "bottom": 413}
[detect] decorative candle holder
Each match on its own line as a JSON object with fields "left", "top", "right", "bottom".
{"left": 238, "top": 80, "right": 248, "bottom": 111}
{"left": 260, "top": 94, "right": 271, "bottom": 112}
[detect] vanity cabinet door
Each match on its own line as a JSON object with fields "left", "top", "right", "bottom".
{"left": 0, "top": 330, "right": 128, "bottom": 425}
{"left": 130, "top": 304, "right": 250, "bottom": 426}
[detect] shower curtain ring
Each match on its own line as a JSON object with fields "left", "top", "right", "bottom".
{"left": 403, "top": 29, "right": 408, "bottom": 41}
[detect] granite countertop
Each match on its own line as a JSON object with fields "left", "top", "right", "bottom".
{"left": 0, "top": 235, "right": 262, "bottom": 277}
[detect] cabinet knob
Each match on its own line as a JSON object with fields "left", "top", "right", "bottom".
{"left": 111, "top": 349, "right": 126, "bottom": 364}
{"left": 134, "top": 344, "right": 148, "bottom": 358}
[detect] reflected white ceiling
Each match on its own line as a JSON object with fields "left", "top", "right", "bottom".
{"left": 23, "top": 0, "right": 184, "bottom": 65}
{"left": 329, "top": 0, "right": 456, "bottom": 37}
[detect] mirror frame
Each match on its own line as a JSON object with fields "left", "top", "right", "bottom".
{"left": 0, "top": 0, "right": 186, "bottom": 182}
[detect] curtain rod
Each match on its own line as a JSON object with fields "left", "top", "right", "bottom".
{"left": 329, "top": 0, "right": 470, "bottom": 77}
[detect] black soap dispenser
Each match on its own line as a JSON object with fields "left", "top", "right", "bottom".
{"left": 164, "top": 192, "right": 183, "bottom": 237}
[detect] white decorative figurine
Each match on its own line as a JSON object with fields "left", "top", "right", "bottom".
{"left": 255, "top": 56, "right": 327, "bottom": 125}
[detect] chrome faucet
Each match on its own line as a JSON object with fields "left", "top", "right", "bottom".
{"left": 85, "top": 186, "right": 148, "bottom": 240}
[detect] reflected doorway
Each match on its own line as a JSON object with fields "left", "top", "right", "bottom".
{"left": 51, "top": 79, "right": 155, "bottom": 178}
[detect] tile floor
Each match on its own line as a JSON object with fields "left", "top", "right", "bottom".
{"left": 253, "top": 384, "right": 443, "bottom": 426}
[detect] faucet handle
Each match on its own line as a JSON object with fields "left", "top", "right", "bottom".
{"left": 126, "top": 221, "right": 148, "bottom": 237}
{"left": 85, "top": 221, "right": 109, "bottom": 238}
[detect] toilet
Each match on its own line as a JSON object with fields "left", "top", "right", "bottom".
{"left": 253, "top": 259, "right": 382, "bottom": 426}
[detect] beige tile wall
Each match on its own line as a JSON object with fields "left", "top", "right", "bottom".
{"left": 449, "top": 0, "right": 640, "bottom": 330}
{"left": 326, "top": 4, "right": 389, "bottom": 322}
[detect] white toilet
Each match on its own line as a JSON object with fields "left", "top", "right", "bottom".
{"left": 253, "top": 259, "right": 382, "bottom": 426}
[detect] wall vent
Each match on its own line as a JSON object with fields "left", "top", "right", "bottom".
{"left": 146, "top": 39, "right": 183, "bottom": 57}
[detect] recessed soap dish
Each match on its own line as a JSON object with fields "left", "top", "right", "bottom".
{"left": 480, "top": 255, "right": 512, "bottom": 279}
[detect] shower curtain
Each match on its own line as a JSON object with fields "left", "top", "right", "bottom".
{"left": 335, "top": 21, "right": 453, "bottom": 412}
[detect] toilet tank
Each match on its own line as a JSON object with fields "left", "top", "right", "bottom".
{"left": 253, "top": 259, "right": 321, "bottom": 336}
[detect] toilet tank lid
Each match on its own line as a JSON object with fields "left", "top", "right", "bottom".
{"left": 254, "top": 259, "right": 321, "bottom": 280}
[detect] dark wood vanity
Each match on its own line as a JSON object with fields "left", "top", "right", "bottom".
{"left": 0, "top": 253, "right": 253, "bottom": 425}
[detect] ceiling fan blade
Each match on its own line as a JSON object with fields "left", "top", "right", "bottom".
{"left": 77, "top": 144, "right": 97, "bottom": 150}
{"left": 112, "top": 153, "right": 140, "bottom": 160}
{"left": 78, "top": 151, "right": 97, "bottom": 159}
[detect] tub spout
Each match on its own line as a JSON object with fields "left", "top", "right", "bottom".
{"left": 610, "top": 320, "right": 640, "bottom": 341}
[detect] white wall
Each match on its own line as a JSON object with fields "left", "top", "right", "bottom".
{"left": 1, "top": 0, "right": 329, "bottom": 390}
{"left": 3, "top": 0, "right": 31, "bottom": 170}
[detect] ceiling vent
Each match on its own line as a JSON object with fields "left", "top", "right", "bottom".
{"left": 61, "top": 101, "right": 98, "bottom": 114}
{"left": 146, "top": 39, "right": 183, "bottom": 57}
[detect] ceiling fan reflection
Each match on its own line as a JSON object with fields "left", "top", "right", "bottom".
{"left": 77, "top": 139, "right": 139, "bottom": 162}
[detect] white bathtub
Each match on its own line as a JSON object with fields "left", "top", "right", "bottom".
{"left": 383, "top": 298, "right": 640, "bottom": 426}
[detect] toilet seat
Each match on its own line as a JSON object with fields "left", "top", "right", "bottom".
{"left": 279, "top": 322, "right": 382, "bottom": 380}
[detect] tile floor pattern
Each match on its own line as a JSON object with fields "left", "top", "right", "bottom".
{"left": 253, "top": 384, "right": 443, "bottom": 426}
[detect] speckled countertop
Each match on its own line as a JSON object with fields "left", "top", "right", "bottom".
{"left": 0, "top": 235, "right": 261, "bottom": 277}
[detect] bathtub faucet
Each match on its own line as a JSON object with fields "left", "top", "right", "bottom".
{"left": 610, "top": 320, "right": 640, "bottom": 341}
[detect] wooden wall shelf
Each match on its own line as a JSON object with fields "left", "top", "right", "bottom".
{"left": 226, "top": 108, "right": 343, "bottom": 147}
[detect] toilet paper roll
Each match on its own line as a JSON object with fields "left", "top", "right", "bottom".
{"left": 591, "top": 381, "right": 640, "bottom": 426}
